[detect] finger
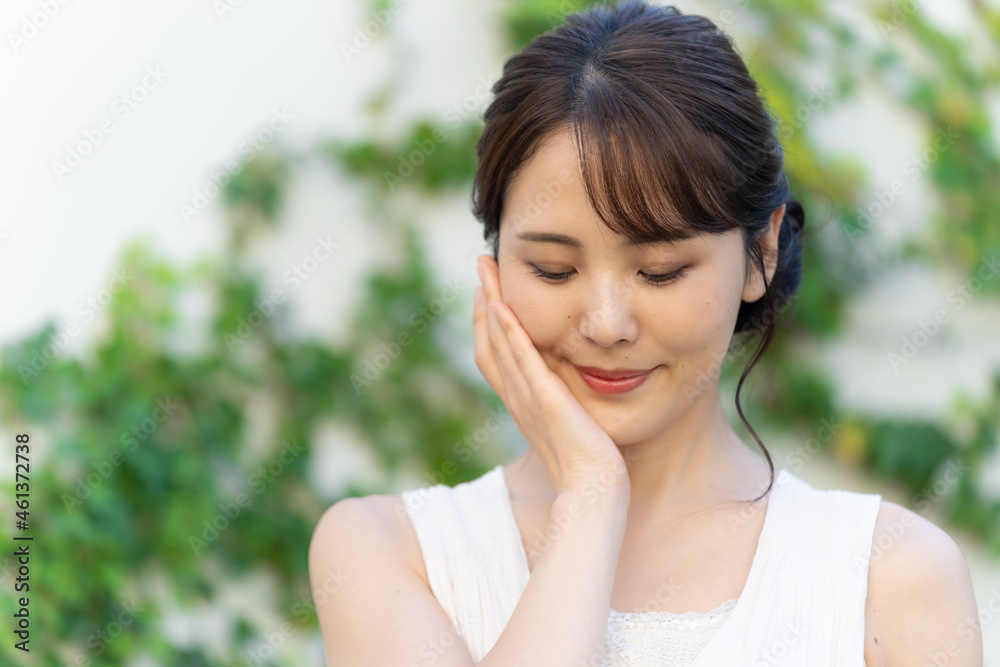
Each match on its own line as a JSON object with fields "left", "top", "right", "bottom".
{"left": 477, "top": 256, "right": 521, "bottom": 382}
{"left": 477, "top": 254, "right": 503, "bottom": 305}
{"left": 488, "top": 298, "right": 565, "bottom": 403}
{"left": 478, "top": 255, "right": 563, "bottom": 403}
{"left": 473, "top": 280, "right": 526, "bottom": 417}
{"left": 472, "top": 284, "right": 504, "bottom": 398}
{"left": 477, "top": 255, "right": 568, "bottom": 432}
{"left": 476, "top": 255, "right": 512, "bottom": 380}
{"left": 484, "top": 293, "right": 527, "bottom": 405}
{"left": 485, "top": 300, "right": 571, "bottom": 472}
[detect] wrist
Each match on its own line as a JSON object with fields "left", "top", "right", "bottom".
{"left": 554, "top": 475, "right": 630, "bottom": 516}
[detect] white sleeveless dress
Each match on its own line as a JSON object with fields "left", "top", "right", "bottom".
{"left": 400, "top": 465, "right": 882, "bottom": 665}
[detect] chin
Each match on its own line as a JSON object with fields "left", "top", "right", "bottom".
{"left": 597, "top": 419, "right": 657, "bottom": 450}
{"left": 575, "top": 388, "right": 662, "bottom": 439}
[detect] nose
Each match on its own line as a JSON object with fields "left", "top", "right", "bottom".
{"left": 577, "top": 277, "right": 638, "bottom": 348}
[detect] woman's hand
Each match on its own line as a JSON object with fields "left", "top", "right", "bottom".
{"left": 473, "top": 254, "right": 629, "bottom": 499}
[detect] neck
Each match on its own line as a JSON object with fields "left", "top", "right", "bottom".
{"left": 510, "top": 392, "right": 773, "bottom": 517}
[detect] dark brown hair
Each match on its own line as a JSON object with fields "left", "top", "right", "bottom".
{"left": 471, "top": 0, "right": 806, "bottom": 499}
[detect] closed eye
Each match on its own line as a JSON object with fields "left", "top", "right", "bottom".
{"left": 528, "top": 266, "right": 688, "bottom": 286}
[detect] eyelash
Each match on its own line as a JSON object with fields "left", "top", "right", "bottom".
{"left": 529, "top": 266, "right": 689, "bottom": 286}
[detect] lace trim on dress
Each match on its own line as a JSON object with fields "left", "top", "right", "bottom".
{"left": 607, "top": 597, "right": 738, "bottom": 627}
{"left": 602, "top": 598, "right": 738, "bottom": 666}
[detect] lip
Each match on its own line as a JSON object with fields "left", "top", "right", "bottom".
{"left": 574, "top": 364, "right": 656, "bottom": 395}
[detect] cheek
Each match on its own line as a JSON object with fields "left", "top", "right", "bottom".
{"left": 646, "top": 276, "right": 744, "bottom": 354}
{"left": 501, "top": 273, "right": 568, "bottom": 352}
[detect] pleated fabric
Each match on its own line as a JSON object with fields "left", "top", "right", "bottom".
{"left": 400, "top": 465, "right": 882, "bottom": 665}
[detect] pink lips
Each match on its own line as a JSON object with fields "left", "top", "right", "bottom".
{"left": 574, "top": 365, "right": 656, "bottom": 395}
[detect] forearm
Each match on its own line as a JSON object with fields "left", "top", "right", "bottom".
{"left": 478, "top": 480, "right": 629, "bottom": 667}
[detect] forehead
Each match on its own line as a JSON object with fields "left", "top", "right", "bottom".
{"left": 503, "top": 129, "right": 587, "bottom": 217}
{"left": 502, "top": 130, "right": 606, "bottom": 241}
{"left": 501, "top": 128, "right": 699, "bottom": 249}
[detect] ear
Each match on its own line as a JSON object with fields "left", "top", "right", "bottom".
{"left": 741, "top": 203, "right": 786, "bottom": 303}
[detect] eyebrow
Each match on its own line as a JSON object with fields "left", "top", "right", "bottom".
{"left": 514, "top": 231, "right": 683, "bottom": 249}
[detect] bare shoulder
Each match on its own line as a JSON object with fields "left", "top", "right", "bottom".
{"left": 863, "top": 500, "right": 982, "bottom": 667}
{"left": 366, "top": 493, "right": 431, "bottom": 583}
{"left": 307, "top": 493, "right": 471, "bottom": 666}
{"left": 307, "top": 495, "right": 389, "bottom": 605}
{"left": 308, "top": 492, "right": 427, "bottom": 588}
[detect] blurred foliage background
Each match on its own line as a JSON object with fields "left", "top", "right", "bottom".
{"left": 1, "top": 0, "right": 998, "bottom": 664}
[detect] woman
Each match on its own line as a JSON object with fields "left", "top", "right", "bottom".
{"left": 309, "top": 1, "right": 982, "bottom": 664}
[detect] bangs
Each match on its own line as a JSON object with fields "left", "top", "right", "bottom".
{"left": 569, "top": 62, "right": 749, "bottom": 244}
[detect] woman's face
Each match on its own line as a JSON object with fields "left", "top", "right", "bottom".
{"left": 496, "top": 127, "right": 766, "bottom": 446}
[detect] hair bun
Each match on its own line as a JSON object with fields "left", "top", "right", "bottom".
{"left": 784, "top": 197, "right": 805, "bottom": 234}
